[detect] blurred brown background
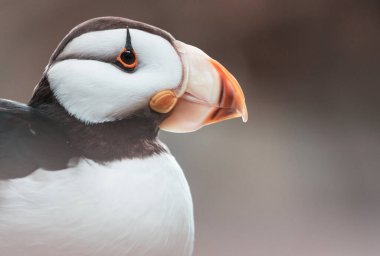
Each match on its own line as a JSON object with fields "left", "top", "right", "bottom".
{"left": 1, "top": 0, "right": 379, "bottom": 255}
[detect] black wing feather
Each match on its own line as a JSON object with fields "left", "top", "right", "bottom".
{"left": 0, "top": 99, "right": 75, "bottom": 179}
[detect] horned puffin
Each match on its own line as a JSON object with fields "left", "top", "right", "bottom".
{"left": 0, "top": 17, "right": 247, "bottom": 256}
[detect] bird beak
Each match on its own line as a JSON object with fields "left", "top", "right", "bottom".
{"left": 150, "top": 41, "right": 248, "bottom": 133}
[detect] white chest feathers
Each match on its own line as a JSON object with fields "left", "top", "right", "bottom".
{"left": 0, "top": 153, "right": 194, "bottom": 256}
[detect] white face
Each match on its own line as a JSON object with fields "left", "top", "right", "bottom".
{"left": 47, "top": 29, "right": 183, "bottom": 123}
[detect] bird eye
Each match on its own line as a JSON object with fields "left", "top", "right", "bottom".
{"left": 116, "top": 48, "right": 138, "bottom": 72}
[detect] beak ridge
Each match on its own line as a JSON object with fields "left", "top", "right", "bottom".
{"left": 207, "top": 59, "right": 248, "bottom": 124}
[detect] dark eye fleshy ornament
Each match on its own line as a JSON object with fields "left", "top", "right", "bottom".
{"left": 116, "top": 27, "right": 138, "bottom": 72}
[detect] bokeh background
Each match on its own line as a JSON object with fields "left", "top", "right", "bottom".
{"left": 1, "top": 0, "right": 379, "bottom": 255}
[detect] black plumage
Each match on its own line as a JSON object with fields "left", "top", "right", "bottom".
{"left": 0, "top": 78, "right": 166, "bottom": 179}
{"left": 0, "top": 99, "right": 75, "bottom": 179}
{"left": 0, "top": 17, "right": 172, "bottom": 179}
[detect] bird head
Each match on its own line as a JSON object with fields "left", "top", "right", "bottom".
{"left": 32, "top": 17, "right": 248, "bottom": 133}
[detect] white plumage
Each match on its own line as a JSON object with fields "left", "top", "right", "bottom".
{"left": 49, "top": 29, "right": 182, "bottom": 124}
{"left": 0, "top": 151, "right": 194, "bottom": 256}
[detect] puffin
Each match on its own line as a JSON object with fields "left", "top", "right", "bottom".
{"left": 0, "top": 17, "right": 247, "bottom": 256}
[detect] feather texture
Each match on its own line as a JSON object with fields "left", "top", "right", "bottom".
{"left": 0, "top": 153, "right": 194, "bottom": 256}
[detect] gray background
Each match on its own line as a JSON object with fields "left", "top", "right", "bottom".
{"left": 0, "top": 0, "right": 379, "bottom": 255}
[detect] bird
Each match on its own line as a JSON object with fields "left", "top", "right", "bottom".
{"left": 0, "top": 17, "right": 247, "bottom": 256}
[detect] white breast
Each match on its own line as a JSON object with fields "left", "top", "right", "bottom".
{"left": 0, "top": 153, "right": 194, "bottom": 256}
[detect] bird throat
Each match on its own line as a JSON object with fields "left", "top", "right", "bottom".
{"left": 29, "top": 77, "right": 166, "bottom": 162}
